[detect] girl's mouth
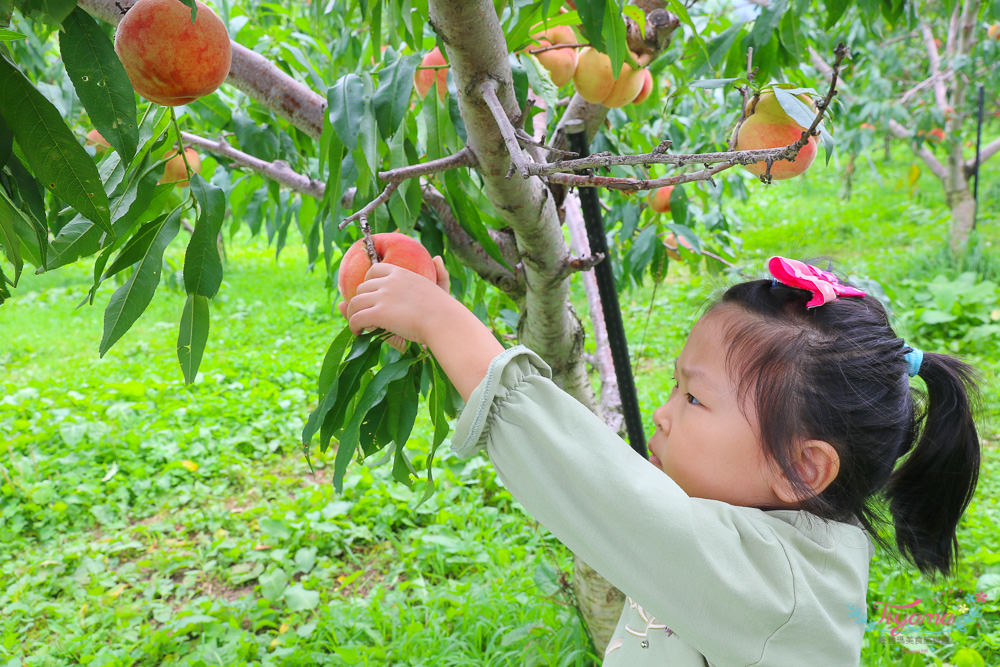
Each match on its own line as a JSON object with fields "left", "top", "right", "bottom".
{"left": 648, "top": 452, "right": 663, "bottom": 470}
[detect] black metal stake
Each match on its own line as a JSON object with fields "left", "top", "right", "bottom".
{"left": 565, "top": 122, "right": 647, "bottom": 458}
{"left": 972, "top": 84, "right": 984, "bottom": 231}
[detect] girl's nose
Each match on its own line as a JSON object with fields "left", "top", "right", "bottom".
{"left": 653, "top": 402, "right": 670, "bottom": 434}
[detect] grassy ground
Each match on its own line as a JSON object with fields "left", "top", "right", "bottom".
{"left": 2, "top": 154, "right": 998, "bottom": 665}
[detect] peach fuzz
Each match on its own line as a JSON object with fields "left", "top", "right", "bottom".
{"left": 337, "top": 232, "right": 437, "bottom": 303}
{"left": 414, "top": 47, "right": 448, "bottom": 101}
{"left": 114, "top": 0, "right": 232, "bottom": 107}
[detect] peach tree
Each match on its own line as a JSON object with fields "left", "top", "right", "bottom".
{"left": 0, "top": 0, "right": 928, "bottom": 647}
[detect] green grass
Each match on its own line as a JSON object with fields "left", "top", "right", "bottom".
{"left": 2, "top": 155, "right": 998, "bottom": 665}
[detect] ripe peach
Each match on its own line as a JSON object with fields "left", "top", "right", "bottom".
{"left": 337, "top": 232, "right": 437, "bottom": 302}
{"left": 534, "top": 24, "right": 576, "bottom": 47}
{"left": 572, "top": 48, "right": 645, "bottom": 108}
{"left": 648, "top": 185, "right": 673, "bottom": 213}
{"left": 533, "top": 40, "right": 578, "bottom": 87}
{"left": 85, "top": 129, "right": 110, "bottom": 153}
{"left": 734, "top": 89, "right": 818, "bottom": 180}
{"left": 114, "top": 0, "right": 232, "bottom": 107}
{"left": 414, "top": 47, "right": 448, "bottom": 101}
{"left": 632, "top": 69, "right": 653, "bottom": 105}
{"left": 988, "top": 23, "right": 1000, "bottom": 40}
{"left": 159, "top": 147, "right": 201, "bottom": 187}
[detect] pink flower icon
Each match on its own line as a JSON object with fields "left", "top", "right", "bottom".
{"left": 976, "top": 591, "right": 988, "bottom": 603}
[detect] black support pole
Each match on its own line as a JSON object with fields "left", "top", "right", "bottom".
{"left": 972, "top": 84, "right": 984, "bottom": 231}
{"left": 565, "top": 122, "right": 647, "bottom": 458}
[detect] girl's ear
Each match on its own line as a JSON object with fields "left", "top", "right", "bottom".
{"left": 772, "top": 440, "right": 841, "bottom": 505}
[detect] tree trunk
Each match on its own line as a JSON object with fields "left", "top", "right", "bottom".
{"left": 574, "top": 558, "right": 626, "bottom": 654}
{"left": 946, "top": 186, "right": 977, "bottom": 250}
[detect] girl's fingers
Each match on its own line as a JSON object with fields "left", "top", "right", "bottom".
{"left": 432, "top": 256, "right": 450, "bottom": 291}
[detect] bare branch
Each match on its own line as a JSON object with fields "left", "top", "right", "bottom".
{"left": 360, "top": 215, "right": 379, "bottom": 264}
{"left": 919, "top": 21, "right": 950, "bottom": 110}
{"left": 339, "top": 182, "right": 401, "bottom": 229}
{"left": 887, "top": 120, "right": 949, "bottom": 180}
{"left": 377, "top": 147, "right": 477, "bottom": 182}
{"left": 180, "top": 132, "right": 325, "bottom": 198}
{"left": 546, "top": 162, "right": 734, "bottom": 190}
{"left": 480, "top": 79, "right": 532, "bottom": 178}
{"left": 421, "top": 184, "right": 525, "bottom": 298}
{"left": 967, "top": 136, "right": 1000, "bottom": 171}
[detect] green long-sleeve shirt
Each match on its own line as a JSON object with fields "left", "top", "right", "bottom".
{"left": 452, "top": 346, "right": 872, "bottom": 666}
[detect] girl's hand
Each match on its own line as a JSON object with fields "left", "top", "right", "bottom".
{"left": 342, "top": 256, "right": 451, "bottom": 346}
{"left": 342, "top": 255, "right": 504, "bottom": 401}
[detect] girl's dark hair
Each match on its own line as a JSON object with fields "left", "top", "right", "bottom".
{"left": 712, "top": 277, "right": 980, "bottom": 576}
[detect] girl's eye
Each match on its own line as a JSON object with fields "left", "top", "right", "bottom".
{"left": 686, "top": 393, "right": 701, "bottom": 406}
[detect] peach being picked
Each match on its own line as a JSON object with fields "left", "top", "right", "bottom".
{"left": 114, "top": 0, "right": 232, "bottom": 106}
{"left": 338, "top": 232, "right": 437, "bottom": 303}
{"left": 733, "top": 89, "right": 818, "bottom": 180}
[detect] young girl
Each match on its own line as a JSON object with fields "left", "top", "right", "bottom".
{"left": 342, "top": 255, "right": 981, "bottom": 665}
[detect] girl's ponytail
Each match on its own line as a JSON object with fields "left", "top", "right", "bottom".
{"left": 886, "top": 352, "right": 981, "bottom": 576}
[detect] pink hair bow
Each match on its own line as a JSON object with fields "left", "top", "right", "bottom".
{"left": 767, "top": 256, "right": 867, "bottom": 308}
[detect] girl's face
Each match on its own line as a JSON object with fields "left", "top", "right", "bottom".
{"left": 646, "top": 307, "right": 788, "bottom": 508}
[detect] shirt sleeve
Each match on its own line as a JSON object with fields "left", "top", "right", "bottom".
{"left": 451, "top": 346, "right": 869, "bottom": 666}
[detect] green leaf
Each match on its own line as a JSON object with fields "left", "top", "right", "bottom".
{"left": 318, "top": 325, "right": 357, "bottom": 396}
{"left": 373, "top": 54, "right": 420, "bottom": 140}
{"left": 59, "top": 8, "right": 138, "bottom": 162}
{"left": 184, "top": 174, "right": 225, "bottom": 298}
{"left": 0, "top": 189, "right": 25, "bottom": 281}
{"left": 690, "top": 78, "right": 738, "bottom": 89}
{"left": 575, "top": 0, "right": 607, "bottom": 52}
{"left": 102, "top": 212, "right": 170, "bottom": 280}
{"left": 259, "top": 568, "right": 288, "bottom": 602}
{"left": 99, "top": 207, "right": 181, "bottom": 356}
{"left": 824, "top": 0, "right": 851, "bottom": 28}
{"left": 283, "top": 584, "right": 320, "bottom": 611}
{"left": 0, "top": 54, "right": 112, "bottom": 234}
{"left": 602, "top": 0, "right": 628, "bottom": 77}
{"left": 177, "top": 293, "right": 210, "bottom": 384}
{"left": 327, "top": 73, "right": 366, "bottom": 151}
{"left": 0, "top": 30, "right": 27, "bottom": 42}
{"left": 749, "top": 0, "right": 788, "bottom": 48}
{"left": 772, "top": 86, "right": 820, "bottom": 131}
{"left": 333, "top": 355, "right": 416, "bottom": 490}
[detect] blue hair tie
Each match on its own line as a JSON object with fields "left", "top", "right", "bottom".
{"left": 904, "top": 348, "right": 924, "bottom": 377}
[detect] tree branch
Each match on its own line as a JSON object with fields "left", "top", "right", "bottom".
{"left": 421, "top": 184, "right": 525, "bottom": 299}
{"left": 377, "top": 147, "right": 477, "bottom": 182}
{"left": 967, "top": 136, "right": 1000, "bottom": 171}
{"left": 179, "top": 132, "right": 324, "bottom": 198}
{"left": 480, "top": 79, "right": 532, "bottom": 178}
{"left": 887, "top": 120, "right": 949, "bottom": 180}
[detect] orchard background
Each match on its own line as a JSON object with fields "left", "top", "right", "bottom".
{"left": 2, "top": 0, "right": 1000, "bottom": 664}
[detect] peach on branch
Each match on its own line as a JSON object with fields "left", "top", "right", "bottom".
{"left": 648, "top": 185, "right": 674, "bottom": 213}
{"left": 159, "top": 147, "right": 201, "bottom": 187}
{"left": 413, "top": 47, "right": 449, "bottom": 101}
{"left": 572, "top": 48, "right": 645, "bottom": 108}
{"left": 114, "top": 0, "right": 232, "bottom": 107}
{"left": 528, "top": 26, "right": 579, "bottom": 88}
{"left": 988, "top": 23, "right": 1000, "bottom": 40}
{"left": 733, "top": 89, "right": 818, "bottom": 180}
{"left": 662, "top": 232, "right": 693, "bottom": 262}
{"left": 337, "top": 232, "right": 437, "bottom": 303}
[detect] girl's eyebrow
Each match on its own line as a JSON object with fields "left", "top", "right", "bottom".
{"left": 674, "top": 360, "right": 716, "bottom": 388}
